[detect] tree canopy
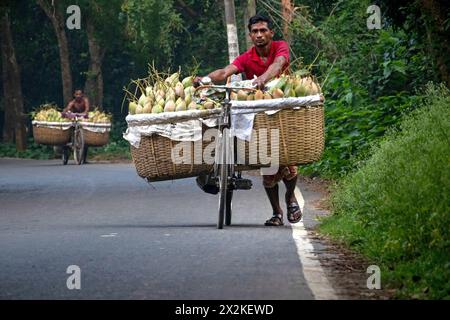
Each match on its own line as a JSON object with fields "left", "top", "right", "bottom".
{"left": 1, "top": 0, "right": 448, "bottom": 163}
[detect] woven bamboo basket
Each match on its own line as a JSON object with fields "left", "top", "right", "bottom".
{"left": 130, "top": 133, "right": 213, "bottom": 182}
{"left": 80, "top": 122, "right": 111, "bottom": 147}
{"left": 130, "top": 105, "right": 324, "bottom": 181}
{"left": 82, "top": 129, "right": 110, "bottom": 146}
{"left": 32, "top": 125, "right": 72, "bottom": 145}
{"left": 236, "top": 105, "right": 324, "bottom": 170}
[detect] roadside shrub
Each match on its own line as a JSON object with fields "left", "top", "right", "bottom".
{"left": 321, "top": 84, "right": 450, "bottom": 298}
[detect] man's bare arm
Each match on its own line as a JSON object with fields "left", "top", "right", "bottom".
{"left": 83, "top": 97, "right": 90, "bottom": 114}
{"left": 253, "top": 56, "right": 287, "bottom": 89}
{"left": 63, "top": 101, "right": 73, "bottom": 112}
{"left": 207, "top": 64, "right": 239, "bottom": 84}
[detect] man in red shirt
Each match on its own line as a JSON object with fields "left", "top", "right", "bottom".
{"left": 196, "top": 14, "right": 302, "bottom": 226}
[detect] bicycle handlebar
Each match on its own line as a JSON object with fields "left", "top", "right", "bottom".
{"left": 194, "top": 85, "right": 257, "bottom": 91}
{"left": 193, "top": 85, "right": 257, "bottom": 99}
{"left": 61, "top": 112, "right": 88, "bottom": 120}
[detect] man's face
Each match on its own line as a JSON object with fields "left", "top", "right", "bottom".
{"left": 249, "top": 22, "right": 274, "bottom": 47}
{"left": 74, "top": 91, "right": 83, "bottom": 101}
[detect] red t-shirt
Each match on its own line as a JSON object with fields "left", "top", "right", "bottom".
{"left": 232, "top": 40, "right": 290, "bottom": 80}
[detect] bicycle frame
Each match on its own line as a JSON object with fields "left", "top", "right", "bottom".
{"left": 62, "top": 113, "right": 86, "bottom": 165}
{"left": 195, "top": 85, "right": 255, "bottom": 228}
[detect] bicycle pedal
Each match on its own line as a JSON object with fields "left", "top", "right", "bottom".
{"left": 233, "top": 178, "right": 252, "bottom": 190}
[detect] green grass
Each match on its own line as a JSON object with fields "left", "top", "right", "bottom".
{"left": 89, "top": 141, "right": 131, "bottom": 161}
{"left": 88, "top": 121, "right": 131, "bottom": 160}
{"left": 319, "top": 84, "right": 450, "bottom": 299}
{"left": 0, "top": 139, "right": 55, "bottom": 159}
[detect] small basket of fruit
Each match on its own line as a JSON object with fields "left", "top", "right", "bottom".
{"left": 79, "top": 109, "right": 112, "bottom": 147}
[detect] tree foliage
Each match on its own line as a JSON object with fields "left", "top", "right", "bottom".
{"left": 0, "top": 0, "right": 448, "bottom": 172}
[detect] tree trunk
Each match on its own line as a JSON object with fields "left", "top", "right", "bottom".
{"left": 0, "top": 10, "right": 26, "bottom": 150}
{"left": 244, "top": 0, "right": 256, "bottom": 50}
{"left": 1, "top": 14, "right": 14, "bottom": 143}
{"left": 84, "top": 18, "right": 105, "bottom": 109}
{"left": 36, "top": 0, "right": 73, "bottom": 105}
{"left": 420, "top": 0, "right": 450, "bottom": 86}
{"left": 281, "top": 0, "right": 293, "bottom": 45}
{"left": 223, "top": 0, "right": 241, "bottom": 81}
{"left": 175, "top": 0, "right": 198, "bottom": 18}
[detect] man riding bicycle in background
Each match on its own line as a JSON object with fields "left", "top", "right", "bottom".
{"left": 195, "top": 14, "right": 302, "bottom": 226}
{"left": 63, "top": 89, "right": 90, "bottom": 116}
{"left": 62, "top": 89, "right": 90, "bottom": 163}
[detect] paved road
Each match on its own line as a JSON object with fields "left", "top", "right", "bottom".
{"left": 0, "top": 158, "right": 329, "bottom": 299}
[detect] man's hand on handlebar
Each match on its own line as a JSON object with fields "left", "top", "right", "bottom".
{"left": 193, "top": 76, "right": 212, "bottom": 88}
{"left": 61, "top": 111, "right": 88, "bottom": 119}
{"left": 193, "top": 76, "right": 203, "bottom": 88}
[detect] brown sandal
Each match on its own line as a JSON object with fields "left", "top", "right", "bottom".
{"left": 264, "top": 213, "right": 284, "bottom": 226}
{"left": 287, "top": 203, "right": 302, "bottom": 223}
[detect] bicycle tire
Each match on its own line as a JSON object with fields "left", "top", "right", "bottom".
{"left": 218, "top": 163, "right": 228, "bottom": 229}
{"left": 73, "top": 128, "right": 85, "bottom": 165}
{"left": 225, "top": 137, "right": 236, "bottom": 226}
{"left": 62, "top": 146, "right": 69, "bottom": 165}
{"left": 225, "top": 189, "right": 233, "bottom": 226}
{"left": 217, "top": 128, "right": 230, "bottom": 229}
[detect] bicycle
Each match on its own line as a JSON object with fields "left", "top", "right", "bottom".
{"left": 195, "top": 84, "right": 255, "bottom": 229}
{"left": 61, "top": 112, "right": 87, "bottom": 165}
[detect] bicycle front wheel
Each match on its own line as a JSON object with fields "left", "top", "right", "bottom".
{"left": 225, "top": 189, "right": 233, "bottom": 226}
{"left": 217, "top": 127, "right": 232, "bottom": 229}
{"left": 217, "top": 162, "right": 228, "bottom": 229}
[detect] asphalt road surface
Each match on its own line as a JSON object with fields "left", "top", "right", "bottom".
{"left": 0, "top": 158, "right": 334, "bottom": 299}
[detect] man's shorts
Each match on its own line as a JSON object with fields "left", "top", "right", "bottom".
{"left": 262, "top": 165, "right": 298, "bottom": 188}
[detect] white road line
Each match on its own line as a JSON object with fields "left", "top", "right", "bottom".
{"left": 100, "top": 233, "right": 118, "bottom": 238}
{"left": 290, "top": 186, "right": 338, "bottom": 300}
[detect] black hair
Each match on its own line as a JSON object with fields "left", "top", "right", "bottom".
{"left": 74, "top": 89, "right": 83, "bottom": 93}
{"left": 248, "top": 14, "right": 273, "bottom": 31}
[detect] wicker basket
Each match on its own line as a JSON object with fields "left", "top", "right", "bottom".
{"left": 32, "top": 124, "right": 72, "bottom": 145}
{"left": 131, "top": 133, "right": 213, "bottom": 181}
{"left": 130, "top": 105, "right": 324, "bottom": 181}
{"left": 80, "top": 122, "right": 111, "bottom": 147}
{"left": 82, "top": 129, "right": 110, "bottom": 146}
{"left": 236, "top": 105, "right": 324, "bottom": 170}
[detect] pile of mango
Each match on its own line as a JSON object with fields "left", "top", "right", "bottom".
{"left": 33, "top": 104, "right": 70, "bottom": 122}
{"left": 127, "top": 71, "right": 321, "bottom": 115}
{"left": 85, "top": 109, "right": 111, "bottom": 123}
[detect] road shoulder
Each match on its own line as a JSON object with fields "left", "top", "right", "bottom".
{"left": 297, "top": 176, "right": 395, "bottom": 299}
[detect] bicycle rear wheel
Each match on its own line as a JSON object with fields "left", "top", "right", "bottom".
{"left": 73, "top": 128, "right": 85, "bottom": 165}
{"left": 62, "top": 146, "right": 69, "bottom": 165}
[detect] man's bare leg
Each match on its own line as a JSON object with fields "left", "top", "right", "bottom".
{"left": 283, "top": 175, "right": 302, "bottom": 223}
{"left": 264, "top": 184, "right": 283, "bottom": 215}
{"left": 283, "top": 175, "right": 298, "bottom": 205}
